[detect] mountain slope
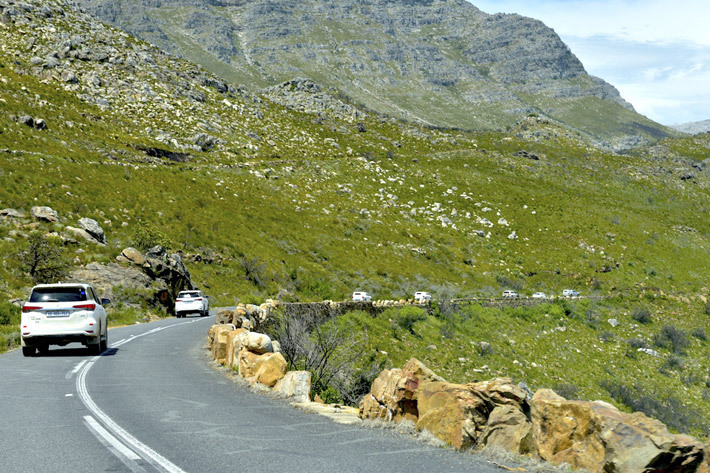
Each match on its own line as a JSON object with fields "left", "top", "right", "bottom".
{"left": 69, "top": 0, "right": 676, "bottom": 149}
{"left": 2, "top": 0, "right": 710, "bottom": 437}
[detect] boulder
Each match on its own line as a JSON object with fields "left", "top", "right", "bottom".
{"left": 359, "top": 358, "right": 446, "bottom": 422}
{"left": 239, "top": 332, "right": 273, "bottom": 354}
{"left": 274, "top": 370, "right": 311, "bottom": 403}
{"left": 530, "top": 389, "right": 705, "bottom": 473}
{"left": 64, "top": 226, "right": 97, "bottom": 244}
{"left": 238, "top": 348, "right": 261, "bottom": 378}
{"left": 0, "top": 208, "right": 25, "bottom": 219}
{"left": 253, "top": 352, "right": 287, "bottom": 387}
{"left": 215, "top": 309, "right": 234, "bottom": 325}
{"left": 225, "top": 328, "right": 247, "bottom": 370}
{"left": 78, "top": 217, "right": 107, "bottom": 244}
{"left": 212, "top": 324, "right": 236, "bottom": 364}
{"left": 415, "top": 381, "right": 491, "bottom": 450}
{"left": 31, "top": 205, "right": 59, "bottom": 222}
{"left": 117, "top": 247, "right": 148, "bottom": 267}
{"left": 479, "top": 404, "right": 535, "bottom": 455}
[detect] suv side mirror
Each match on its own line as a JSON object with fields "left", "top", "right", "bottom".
{"left": 101, "top": 298, "right": 111, "bottom": 306}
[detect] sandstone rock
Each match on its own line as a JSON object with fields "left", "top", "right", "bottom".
{"left": 530, "top": 389, "right": 705, "bottom": 473}
{"left": 78, "top": 217, "right": 107, "bottom": 244}
{"left": 69, "top": 262, "right": 156, "bottom": 306}
{"left": 239, "top": 332, "right": 273, "bottom": 354}
{"left": 225, "top": 328, "right": 247, "bottom": 370}
{"left": 359, "top": 358, "right": 447, "bottom": 422}
{"left": 0, "top": 208, "right": 25, "bottom": 219}
{"left": 212, "top": 324, "right": 236, "bottom": 364}
{"left": 64, "top": 226, "right": 98, "bottom": 244}
{"left": 117, "top": 247, "right": 148, "bottom": 267}
{"left": 238, "top": 348, "right": 261, "bottom": 378}
{"left": 415, "top": 380, "right": 491, "bottom": 450}
{"left": 274, "top": 370, "right": 312, "bottom": 403}
{"left": 272, "top": 340, "right": 281, "bottom": 353}
{"left": 479, "top": 405, "right": 535, "bottom": 455}
{"left": 31, "top": 205, "right": 58, "bottom": 222}
{"left": 215, "top": 309, "right": 234, "bottom": 325}
{"left": 469, "top": 377, "right": 529, "bottom": 406}
{"left": 253, "top": 352, "right": 287, "bottom": 387}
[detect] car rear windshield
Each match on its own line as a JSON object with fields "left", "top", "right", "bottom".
{"left": 30, "top": 287, "right": 88, "bottom": 302}
{"left": 178, "top": 292, "right": 200, "bottom": 298}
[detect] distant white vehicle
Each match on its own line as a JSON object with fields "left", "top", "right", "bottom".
{"left": 352, "top": 291, "right": 372, "bottom": 302}
{"left": 562, "top": 289, "right": 580, "bottom": 298}
{"left": 175, "top": 290, "right": 209, "bottom": 318}
{"left": 531, "top": 292, "right": 547, "bottom": 299}
{"left": 502, "top": 290, "right": 519, "bottom": 298}
{"left": 414, "top": 291, "right": 432, "bottom": 302}
{"left": 21, "top": 283, "right": 110, "bottom": 356}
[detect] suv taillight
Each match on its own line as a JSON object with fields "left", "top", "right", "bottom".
{"left": 73, "top": 303, "right": 96, "bottom": 310}
{"left": 22, "top": 305, "right": 42, "bottom": 313}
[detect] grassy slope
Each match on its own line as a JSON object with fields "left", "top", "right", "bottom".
{"left": 1, "top": 0, "right": 710, "bottom": 437}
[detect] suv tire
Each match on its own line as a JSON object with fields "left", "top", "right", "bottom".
{"left": 22, "top": 346, "right": 36, "bottom": 357}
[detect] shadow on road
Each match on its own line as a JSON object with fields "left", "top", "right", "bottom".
{"left": 30, "top": 346, "right": 120, "bottom": 358}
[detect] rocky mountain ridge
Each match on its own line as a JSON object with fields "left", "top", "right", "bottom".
{"left": 672, "top": 120, "right": 710, "bottom": 135}
{"left": 68, "top": 0, "right": 674, "bottom": 149}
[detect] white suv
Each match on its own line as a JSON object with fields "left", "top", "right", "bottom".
{"left": 175, "top": 290, "right": 209, "bottom": 318}
{"left": 414, "top": 291, "right": 432, "bottom": 302}
{"left": 352, "top": 291, "right": 372, "bottom": 302}
{"left": 21, "top": 283, "right": 109, "bottom": 357}
{"left": 562, "top": 289, "right": 580, "bottom": 298}
{"left": 502, "top": 290, "right": 519, "bottom": 298}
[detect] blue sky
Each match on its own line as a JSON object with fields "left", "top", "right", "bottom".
{"left": 470, "top": 0, "right": 710, "bottom": 125}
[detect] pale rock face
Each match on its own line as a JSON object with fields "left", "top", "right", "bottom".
{"left": 31, "top": 205, "right": 59, "bottom": 222}
{"left": 253, "top": 352, "right": 287, "bottom": 387}
{"left": 78, "top": 217, "right": 107, "bottom": 244}
{"left": 274, "top": 371, "right": 312, "bottom": 403}
{"left": 530, "top": 389, "right": 705, "bottom": 473}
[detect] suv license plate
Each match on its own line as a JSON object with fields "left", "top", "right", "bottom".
{"left": 46, "top": 310, "right": 70, "bottom": 317}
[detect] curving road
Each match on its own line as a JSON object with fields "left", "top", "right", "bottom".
{"left": 0, "top": 312, "right": 502, "bottom": 473}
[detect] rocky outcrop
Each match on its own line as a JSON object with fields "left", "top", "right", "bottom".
{"left": 531, "top": 389, "right": 705, "bottom": 473}
{"left": 71, "top": 0, "right": 670, "bottom": 145}
{"left": 360, "top": 359, "right": 707, "bottom": 473}
{"left": 116, "top": 246, "right": 194, "bottom": 311}
{"left": 30, "top": 205, "right": 58, "bottom": 222}
{"left": 78, "top": 217, "right": 107, "bottom": 244}
{"left": 274, "top": 371, "right": 311, "bottom": 403}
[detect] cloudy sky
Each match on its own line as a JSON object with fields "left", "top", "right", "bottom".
{"left": 470, "top": 0, "right": 710, "bottom": 125}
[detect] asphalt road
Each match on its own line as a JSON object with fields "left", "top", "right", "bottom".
{"left": 0, "top": 312, "right": 504, "bottom": 473}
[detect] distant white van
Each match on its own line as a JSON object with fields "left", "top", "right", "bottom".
{"left": 414, "top": 291, "right": 432, "bottom": 302}
{"left": 352, "top": 291, "right": 372, "bottom": 302}
{"left": 562, "top": 289, "right": 580, "bottom": 298}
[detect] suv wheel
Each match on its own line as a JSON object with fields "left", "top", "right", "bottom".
{"left": 37, "top": 344, "right": 49, "bottom": 355}
{"left": 22, "top": 346, "right": 36, "bottom": 357}
{"left": 100, "top": 331, "right": 108, "bottom": 353}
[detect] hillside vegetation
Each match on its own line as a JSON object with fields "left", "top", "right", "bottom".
{"left": 1, "top": 0, "right": 709, "bottom": 437}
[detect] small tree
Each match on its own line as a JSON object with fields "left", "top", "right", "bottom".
{"left": 19, "top": 232, "right": 71, "bottom": 284}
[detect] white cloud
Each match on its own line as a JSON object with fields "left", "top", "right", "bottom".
{"left": 468, "top": 0, "right": 710, "bottom": 124}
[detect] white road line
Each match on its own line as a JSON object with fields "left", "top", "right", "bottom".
{"left": 84, "top": 415, "right": 142, "bottom": 461}
{"left": 76, "top": 319, "right": 207, "bottom": 473}
{"left": 65, "top": 359, "right": 88, "bottom": 379}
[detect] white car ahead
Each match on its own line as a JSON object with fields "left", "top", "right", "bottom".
{"left": 352, "top": 291, "right": 372, "bottom": 302}
{"left": 562, "top": 289, "right": 580, "bottom": 298}
{"left": 414, "top": 291, "right": 432, "bottom": 302}
{"left": 175, "top": 290, "right": 209, "bottom": 318}
{"left": 21, "top": 283, "right": 109, "bottom": 356}
{"left": 531, "top": 292, "right": 547, "bottom": 299}
{"left": 502, "top": 290, "right": 519, "bottom": 298}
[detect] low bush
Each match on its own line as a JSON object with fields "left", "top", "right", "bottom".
{"left": 600, "top": 379, "right": 701, "bottom": 434}
{"left": 632, "top": 306, "right": 653, "bottom": 324}
{"left": 0, "top": 301, "right": 20, "bottom": 326}
{"left": 653, "top": 324, "right": 689, "bottom": 354}
{"left": 394, "top": 306, "right": 428, "bottom": 335}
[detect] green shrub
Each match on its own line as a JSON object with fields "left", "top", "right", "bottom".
{"left": 19, "top": 232, "right": 71, "bottom": 284}
{"left": 599, "top": 379, "right": 701, "bottom": 434}
{"left": 394, "top": 306, "right": 428, "bottom": 334}
{"left": 692, "top": 327, "right": 708, "bottom": 341}
{"left": 632, "top": 306, "right": 653, "bottom": 324}
{"left": 0, "top": 301, "right": 20, "bottom": 326}
{"left": 132, "top": 223, "right": 172, "bottom": 252}
{"left": 654, "top": 324, "right": 689, "bottom": 354}
{"left": 553, "top": 383, "right": 579, "bottom": 400}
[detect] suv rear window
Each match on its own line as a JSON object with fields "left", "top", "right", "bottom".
{"left": 178, "top": 292, "right": 200, "bottom": 298}
{"left": 30, "top": 287, "right": 88, "bottom": 302}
